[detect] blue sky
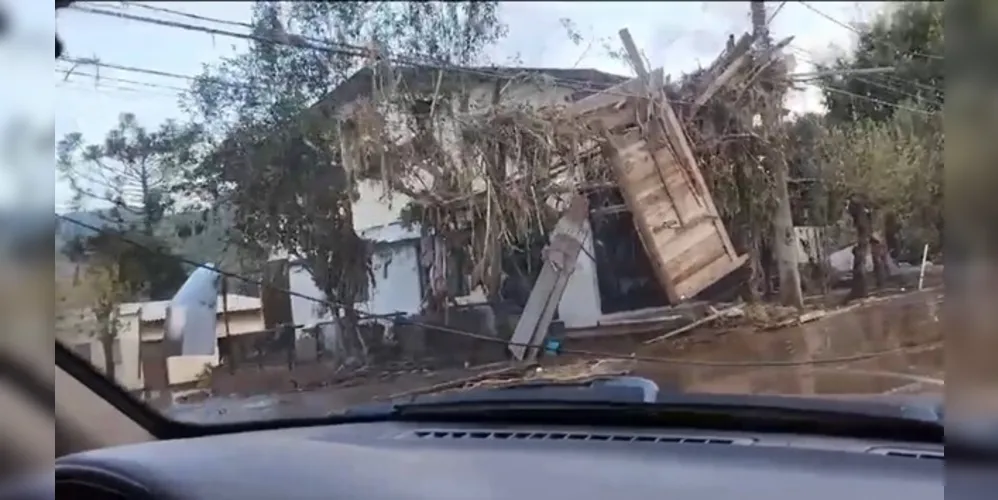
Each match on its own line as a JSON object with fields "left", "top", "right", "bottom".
{"left": 47, "top": 1, "right": 885, "bottom": 212}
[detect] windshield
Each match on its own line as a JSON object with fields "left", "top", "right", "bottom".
{"left": 51, "top": 1, "right": 945, "bottom": 425}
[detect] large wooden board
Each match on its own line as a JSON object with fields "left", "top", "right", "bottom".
{"left": 599, "top": 104, "right": 747, "bottom": 302}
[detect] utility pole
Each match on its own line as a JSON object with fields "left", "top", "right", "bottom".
{"left": 751, "top": 0, "right": 804, "bottom": 308}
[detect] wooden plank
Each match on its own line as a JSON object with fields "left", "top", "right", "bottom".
{"left": 508, "top": 264, "right": 559, "bottom": 360}
{"left": 618, "top": 138, "right": 689, "bottom": 227}
{"left": 652, "top": 145, "right": 707, "bottom": 210}
{"left": 601, "top": 131, "right": 680, "bottom": 303}
{"left": 567, "top": 69, "right": 664, "bottom": 117}
{"left": 676, "top": 254, "right": 749, "bottom": 300}
{"left": 671, "top": 239, "right": 727, "bottom": 285}
{"left": 660, "top": 220, "right": 717, "bottom": 263}
{"left": 653, "top": 71, "right": 738, "bottom": 259}
{"left": 618, "top": 28, "right": 650, "bottom": 81}
{"left": 508, "top": 195, "right": 590, "bottom": 360}
{"left": 689, "top": 34, "right": 754, "bottom": 116}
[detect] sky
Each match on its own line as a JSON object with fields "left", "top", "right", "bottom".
{"left": 40, "top": 1, "right": 886, "bottom": 212}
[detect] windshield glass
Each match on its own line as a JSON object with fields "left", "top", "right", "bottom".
{"left": 53, "top": 1, "right": 944, "bottom": 424}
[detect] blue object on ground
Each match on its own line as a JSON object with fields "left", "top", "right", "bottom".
{"left": 544, "top": 339, "right": 562, "bottom": 355}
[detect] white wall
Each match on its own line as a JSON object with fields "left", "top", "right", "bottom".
{"left": 285, "top": 236, "right": 423, "bottom": 351}
{"left": 352, "top": 180, "right": 411, "bottom": 231}
{"left": 556, "top": 220, "right": 603, "bottom": 329}
{"left": 287, "top": 264, "right": 338, "bottom": 348}
{"left": 358, "top": 242, "right": 423, "bottom": 316}
{"left": 288, "top": 241, "right": 422, "bottom": 321}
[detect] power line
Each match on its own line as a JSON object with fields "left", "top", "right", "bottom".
{"left": 766, "top": 1, "right": 789, "bottom": 25}
{"left": 67, "top": 3, "right": 824, "bottom": 105}
{"left": 57, "top": 68, "right": 189, "bottom": 94}
{"left": 819, "top": 85, "right": 936, "bottom": 116}
{"left": 796, "top": 2, "right": 943, "bottom": 62}
{"left": 54, "top": 211, "right": 934, "bottom": 369}
{"left": 112, "top": 1, "right": 256, "bottom": 31}
{"left": 788, "top": 46, "right": 942, "bottom": 114}
{"left": 57, "top": 80, "right": 177, "bottom": 100}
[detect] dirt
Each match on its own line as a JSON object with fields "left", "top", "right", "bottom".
{"left": 162, "top": 288, "right": 945, "bottom": 424}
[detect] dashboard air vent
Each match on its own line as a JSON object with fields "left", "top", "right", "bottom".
{"left": 405, "top": 429, "right": 754, "bottom": 445}
{"left": 867, "top": 447, "right": 944, "bottom": 460}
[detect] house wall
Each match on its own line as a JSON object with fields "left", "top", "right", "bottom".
{"left": 288, "top": 241, "right": 423, "bottom": 322}
{"left": 348, "top": 80, "right": 578, "bottom": 231}
{"left": 340, "top": 80, "right": 632, "bottom": 329}
{"left": 60, "top": 309, "right": 145, "bottom": 391}
{"left": 139, "top": 309, "right": 265, "bottom": 387}
{"left": 285, "top": 225, "right": 423, "bottom": 352}
{"left": 556, "top": 219, "right": 603, "bottom": 329}
{"left": 359, "top": 241, "right": 423, "bottom": 316}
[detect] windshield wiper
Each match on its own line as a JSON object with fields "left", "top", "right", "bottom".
{"left": 341, "top": 376, "right": 943, "bottom": 444}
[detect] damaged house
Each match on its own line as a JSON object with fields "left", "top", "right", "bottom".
{"left": 272, "top": 63, "right": 680, "bottom": 333}
{"left": 269, "top": 58, "right": 748, "bottom": 336}
{"left": 211, "top": 29, "right": 784, "bottom": 360}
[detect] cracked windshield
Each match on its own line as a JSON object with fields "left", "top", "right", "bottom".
{"left": 54, "top": 1, "right": 944, "bottom": 424}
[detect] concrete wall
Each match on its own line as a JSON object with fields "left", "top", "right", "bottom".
{"left": 285, "top": 233, "right": 423, "bottom": 357}
{"left": 557, "top": 219, "right": 603, "bottom": 329}
{"left": 60, "top": 309, "right": 145, "bottom": 391}
{"left": 358, "top": 241, "right": 423, "bottom": 316}
{"left": 149, "top": 309, "right": 265, "bottom": 386}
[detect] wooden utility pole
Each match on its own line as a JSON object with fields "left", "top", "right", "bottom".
{"left": 751, "top": 0, "right": 804, "bottom": 308}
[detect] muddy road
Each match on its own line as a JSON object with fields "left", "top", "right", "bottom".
{"left": 164, "top": 289, "right": 943, "bottom": 424}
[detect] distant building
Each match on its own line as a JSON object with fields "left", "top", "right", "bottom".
{"left": 56, "top": 294, "right": 265, "bottom": 390}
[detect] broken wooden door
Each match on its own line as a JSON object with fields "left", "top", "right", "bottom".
{"left": 567, "top": 69, "right": 747, "bottom": 303}
{"left": 604, "top": 129, "right": 747, "bottom": 302}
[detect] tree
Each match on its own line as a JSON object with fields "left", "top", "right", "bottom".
{"left": 57, "top": 113, "right": 203, "bottom": 300}
{"left": 60, "top": 229, "right": 139, "bottom": 380}
{"left": 57, "top": 112, "right": 204, "bottom": 237}
{"left": 180, "top": 1, "right": 506, "bottom": 363}
{"left": 804, "top": 2, "right": 944, "bottom": 298}
{"left": 818, "top": 2, "right": 943, "bottom": 126}
{"left": 815, "top": 104, "right": 943, "bottom": 298}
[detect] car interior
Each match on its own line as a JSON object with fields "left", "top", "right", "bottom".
{"left": 18, "top": 340, "right": 998, "bottom": 500}
{"left": 1, "top": 344, "right": 959, "bottom": 500}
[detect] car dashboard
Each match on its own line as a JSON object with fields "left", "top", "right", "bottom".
{"left": 45, "top": 419, "right": 946, "bottom": 500}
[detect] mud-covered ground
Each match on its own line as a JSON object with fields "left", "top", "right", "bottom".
{"left": 163, "top": 289, "right": 944, "bottom": 424}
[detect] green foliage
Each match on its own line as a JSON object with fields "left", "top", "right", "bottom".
{"left": 818, "top": 2, "right": 943, "bottom": 125}
{"left": 814, "top": 104, "right": 943, "bottom": 257}
{"left": 56, "top": 112, "right": 200, "bottom": 301}
{"left": 56, "top": 112, "right": 204, "bottom": 234}
{"left": 62, "top": 227, "right": 187, "bottom": 302}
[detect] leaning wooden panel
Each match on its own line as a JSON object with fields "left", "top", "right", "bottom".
{"left": 609, "top": 129, "right": 747, "bottom": 302}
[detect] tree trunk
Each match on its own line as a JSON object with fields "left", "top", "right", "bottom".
{"left": 484, "top": 78, "right": 508, "bottom": 304}
{"left": 848, "top": 197, "right": 872, "bottom": 300}
{"left": 100, "top": 334, "right": 116, "bottom": 381}
{"left": 752, "top": 0, "right": 803, "bottom": 309}
{"left": 883, "top": 211, "right": 901, "bottom": 261}
{"left": 871, "top": 235, "right": 889, "bottom": 289}
{"left": 733, "top": 159, "right": 762, "bottom": 303}
{"left": 337, "top": 307, "right": 367, "bottom": 367}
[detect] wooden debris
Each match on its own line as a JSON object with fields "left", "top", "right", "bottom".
{"left": 642, "top": 305, "right": 744, "bottom": 345}
{"left": 383, "top": 362, "right": 532, "bottom": 400}
{"left": 508, "top": 194, "right": 590, "bottom": 361}
{"left": 564, "top": 28, "right": 755, "bottom": 304}
{"left": 762, "top": 309, "right": 828, "bottom": 331}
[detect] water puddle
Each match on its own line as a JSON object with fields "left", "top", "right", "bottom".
{"left": 631, "top": 290, "right": 943, "bottom": 396}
